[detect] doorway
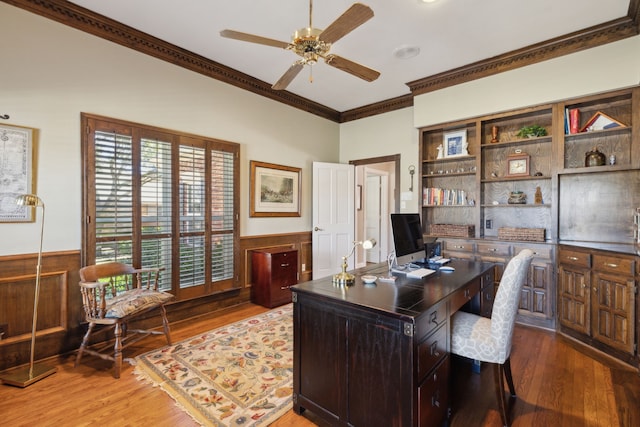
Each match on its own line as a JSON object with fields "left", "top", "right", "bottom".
{"left": 350, "top": 155, "right": 400, "bottom": 268}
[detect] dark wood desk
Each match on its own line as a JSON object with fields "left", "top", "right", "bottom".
{"left": 291, "top": 260, "right": 494, "bottom": 427}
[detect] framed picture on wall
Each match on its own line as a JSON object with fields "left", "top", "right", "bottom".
{"left": 250, "top": 160, "right": 301, "bottom": 217}
{"left": 0, "top": 124, "right": 34, "bottom": 222}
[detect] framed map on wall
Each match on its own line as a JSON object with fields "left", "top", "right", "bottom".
{"left": 0, "top": 124, "right": 34, "bottom": 222}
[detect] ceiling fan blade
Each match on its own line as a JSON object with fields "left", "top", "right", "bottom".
{"left": 272, "top": 63, "right": 305, "bottom": 90}
{"left": 220, "top": 29, "right": 290, "bottom": 49}
{"left": 319, "top": 3, "right": 374, "bottom": 44}
{"left": 324, "top": 54, "right": 380, "bottom": 82}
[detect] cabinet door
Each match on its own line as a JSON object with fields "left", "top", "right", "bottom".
{"left": 591, "top": 272, "right": 636, "bottom": 355}
{"left": 519, "top": 261, "right": 554, "bottom": 321}
{"left": 558, "top": 265, "right": 591, "bottom": 335}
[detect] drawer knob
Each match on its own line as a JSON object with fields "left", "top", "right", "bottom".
{"left": 604, "top": 263, "right": 618, "bottom": 268}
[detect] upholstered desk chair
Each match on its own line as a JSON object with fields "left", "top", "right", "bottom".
{"left": 75, "top": 262, "right": 174, "bottom": 378}
{"left": 451, "top": 249, "right": 533, "bottom": 427}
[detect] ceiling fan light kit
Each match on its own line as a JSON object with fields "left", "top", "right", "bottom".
{"left": 220, "top": 1, "right": 380, "bottom": 90}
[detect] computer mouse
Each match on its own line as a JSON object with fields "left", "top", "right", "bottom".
{"left": 439, "top": 266, "right": 455, "bottom": 272}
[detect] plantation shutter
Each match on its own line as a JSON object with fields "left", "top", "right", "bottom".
{"left": 83, "top": 114, "right": 239, "bottom": 300}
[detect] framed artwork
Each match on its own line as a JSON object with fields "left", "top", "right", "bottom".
{"left": 0, "top": 124, "right": 34, "bottom": 222}
{"left": 250, "top": 160, "right": 301, "bottom": 217}
{"left": 443, "top": 129, "right": 468, "bottom": 157}
{"left": 506, "top": 153, "right": 530, "bottom": 177}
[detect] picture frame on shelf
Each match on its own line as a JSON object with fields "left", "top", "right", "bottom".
{"left": 579, "top": 111, "right": 626, "bottom": 132}
{"left": 506, "top": 153, "right": 530, "bottom": 178}
{"left": 250, "top": 160, "right": 301, "bottom": 217}
{"left": 443, "top": 129, "right": 468, "bottom": 157}
{"left": 0, "top": 124, "right": 34, "bottom": 222}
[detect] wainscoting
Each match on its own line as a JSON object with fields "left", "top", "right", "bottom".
{"left": 0, "top": 231, "right": 311, "bottom": 372}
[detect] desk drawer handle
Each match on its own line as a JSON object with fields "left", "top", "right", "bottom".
{"left": 567, "top": 256, "right": 578, "bottom": 261}
{"left": 604, "top": 263, "right": 618, "bottom": 268}
{"left": 430, "top": 341, "right": 441, "bottom": 357}
{"left": 489, "top": 248, "right": 497, "bottom": 252}
{"left": 280, "top": 285, "right": 292, "bottom": 290}
{"left": 453, "top": 245, "right": 464, "bottom": 249}
{"left": 430, "top": 311, "right": 440, "bottom": 326}
{"left": 280, "top": 263, "right": 290, "bottom": 267}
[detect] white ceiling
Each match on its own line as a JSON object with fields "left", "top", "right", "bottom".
{"left": 67, "top": 0, "right": 630, "bottom": 112}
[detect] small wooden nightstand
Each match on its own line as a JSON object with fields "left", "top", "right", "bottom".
{"left": 251, "top": 248, "right": 298, "bottom": 308}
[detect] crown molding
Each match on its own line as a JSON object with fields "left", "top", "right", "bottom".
{"left": 4, "top": 0, "right": 640, "bottom": 123}
{"left": 407, "top": 16, "right": 639, "bottom": 96}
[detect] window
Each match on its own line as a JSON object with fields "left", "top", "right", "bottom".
{"left": 81, "top": 114, "right": 239, "bottom": 300}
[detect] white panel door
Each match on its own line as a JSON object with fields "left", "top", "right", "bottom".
{"left": 312, "top": 162, "right": 354, "bottom": 280}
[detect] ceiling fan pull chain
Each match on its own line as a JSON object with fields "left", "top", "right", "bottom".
{"left": 309, "top": 65, "right": 314, "bottom": 84}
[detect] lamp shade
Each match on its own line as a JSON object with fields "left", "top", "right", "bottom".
{"left": 15, "top": 194, "right": 44, "bottom": 207}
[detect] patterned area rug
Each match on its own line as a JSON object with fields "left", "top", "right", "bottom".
{"left": 134, "top": 304, "right": 293, "bottom": 426}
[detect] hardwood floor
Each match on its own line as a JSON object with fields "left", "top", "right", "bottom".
{"left": 0, "top": 303, "right": 637, "bottom": 426}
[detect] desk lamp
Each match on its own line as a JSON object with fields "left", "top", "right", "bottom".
{"left": 0, "top": 194, "right": 57, "bottom": 387}
{"left": 332, "top": 238, "right": 376, "bottom": 286}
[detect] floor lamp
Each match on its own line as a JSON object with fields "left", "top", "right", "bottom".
{"left": 0, "top": 194, "right": 57, "bottom": 387}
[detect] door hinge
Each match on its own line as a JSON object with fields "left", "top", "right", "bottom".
{"left": 403, "top": 322, "right": 414, "bottom": 337}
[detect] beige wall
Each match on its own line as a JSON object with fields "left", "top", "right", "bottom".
{"left": 0, "top": 3, "right": 339, "bottom": 256}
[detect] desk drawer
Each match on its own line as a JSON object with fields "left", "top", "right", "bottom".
{"left": 558, "top": 248, "right": 591, "bottom": 268}
{"left": 416, "top": 303, "right": 448, "bottom": 340}
{"left": 450, "top": 279, "right": 480, "bottom": 313}
{"left": 593, "top": 254, "right": 635, "bottom": 277}
{"left": 418, "top": 356, "right": 449, "bottom": 427}
{"left": 417, "top": 323, "right": 447, "bottom": 380}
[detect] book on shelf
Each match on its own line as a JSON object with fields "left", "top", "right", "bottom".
{"left": 569, "top": 108, "right": 580, "bottom": 134}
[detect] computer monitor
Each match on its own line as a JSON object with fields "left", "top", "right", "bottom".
{"left": 390, "top": 213, "right": 427, "bottom": 267}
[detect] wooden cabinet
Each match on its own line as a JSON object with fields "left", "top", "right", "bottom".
{"left": 442, "top": 238, "right": 556, "bottom": 328}
{"left": 251, "top": 248, "right": 298, "bottom": 308}
{"left": 558, "top": 245, "right": 637, "bottom": 364}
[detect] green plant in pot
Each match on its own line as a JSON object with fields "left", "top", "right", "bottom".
{"left": 516, "top": 125, "right": 547, "bottom": 138}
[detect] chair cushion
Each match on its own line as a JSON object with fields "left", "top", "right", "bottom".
{"left": 105, "top": 289, "right": 174, "bottom": 318}
{"left": 451, "top": 311, "right": 508, "bottom": 363}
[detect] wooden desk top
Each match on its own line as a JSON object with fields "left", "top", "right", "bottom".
{"left": 292, "top": 259, "right": 493, "bottom": 321}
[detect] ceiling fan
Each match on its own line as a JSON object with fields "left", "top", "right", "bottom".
{"left": 220, "top": 1, "right": 380, "bottom": 90}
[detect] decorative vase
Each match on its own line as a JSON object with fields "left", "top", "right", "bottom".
{"left": 585, "top": 147, "right": 606, "bottom": 167}
{"left": 491, "top": 126, "right": 499, "bottom": 143}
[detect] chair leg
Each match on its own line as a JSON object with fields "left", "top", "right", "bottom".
{"left": 504, "top": 357, "right": 517, "bottom": 397}
{"left": 160, "top": 304, "right": 172, "bottom": 345}
{"left": 113, "top": 322, "right": 123, "bottom": 379}
{"left": 75, "top": 322, "right": 94, "bottom": 367}
{"left": 494, "top": 363, "right": 510, "bottom": 427}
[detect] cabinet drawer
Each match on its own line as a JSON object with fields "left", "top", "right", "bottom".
{"left": 416, "top": 303, "right": 448, "bottom": 340}
{"left": 417, "top": 324, "right": 447, "bottom": 380}
{"left": 418, "top": 356, "right": 449, "bottom": 427}
{"left": 443, "top": 240, "right": 474, "bottom": 253}
{"left": 450, "top": 279, "right": 480, "bottom": 313}
{"left": 593, "top": 254, "right": 635, "bottom": 276}
{"left": 477, "top": 242, "right": 511, "bottom": 257}
{"left": 513, "top": 244, "right": 553, "bottom": 260}
{"left": 558, "top": 248, "right": 591, "bottom": 268}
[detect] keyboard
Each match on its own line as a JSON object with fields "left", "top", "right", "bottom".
{"left": 406, "top": 268, "right": 435, "bottom": 279}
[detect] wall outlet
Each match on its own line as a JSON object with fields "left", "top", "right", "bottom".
{"left": 485, "top": 219, "right": 493, "bottom": 229}
{"left": 301, "top": 263, "right": 306, "bottom": 271}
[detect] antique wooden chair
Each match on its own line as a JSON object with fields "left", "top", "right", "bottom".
{"left": 450, "top": 249, "right": 534, "bottom": 427}
{"left": 75, "top": 262, "right": 174, "bottom": 378}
